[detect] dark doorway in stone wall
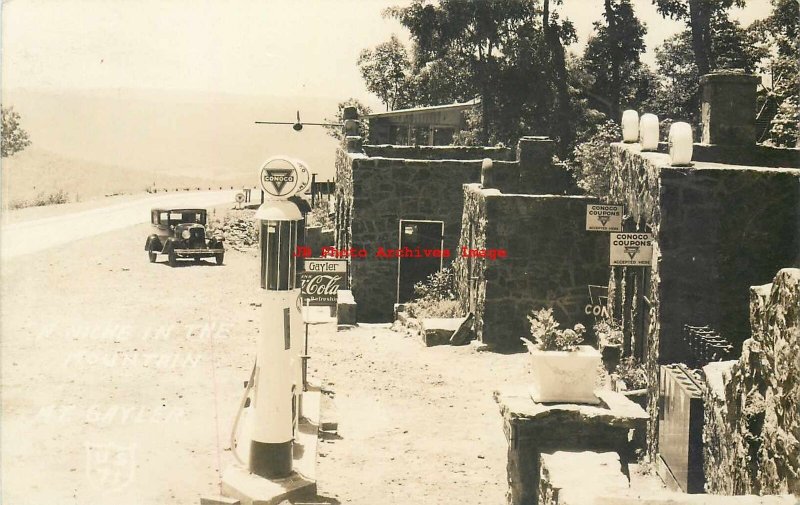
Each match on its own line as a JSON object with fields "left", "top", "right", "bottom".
{"left": 396, "top": 220, "right": 445, "bottom": 304}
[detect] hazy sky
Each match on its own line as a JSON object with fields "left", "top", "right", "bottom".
{"left": 0, "top": 0, "right": 772, "bottom": 183}
{"left": 2, "top": 0, "right": 770, "bottom": 104}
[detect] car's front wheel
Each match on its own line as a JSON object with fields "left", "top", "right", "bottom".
{"left": 168, "top": 251, "right": 178, "bottom": 267}
{"left": 215, "top": 253, "right": 224, "bottom": 265}
{"left": 148, "top": 247, "right": 157, "bottom": 263}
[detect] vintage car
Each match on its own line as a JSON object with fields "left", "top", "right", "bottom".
{"left": 145, "top": 208, "right": 224, "bottom": 266}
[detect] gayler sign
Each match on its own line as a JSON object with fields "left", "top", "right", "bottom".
{"left": 300, "top": 259, "right": 347, "bottom": 306}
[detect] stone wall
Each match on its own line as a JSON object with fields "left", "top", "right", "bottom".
{"left": 363, "top": 144, "right": 515, "bottom": 161}
{"left": 703, "top": 268, "right": 800, "bottom": 496}
{"left": 335, "top": 150, "right": 483, "bottom": 321}
{"left": 607, "top": 143, "right": 800, "bottom": 460}
{"left": 455, "top": 184, "right": 608, "bottom": 349}
{"left": 335, "top": 138, "right": 570, "bottom": 323}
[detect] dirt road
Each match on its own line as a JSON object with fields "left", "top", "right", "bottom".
{"left": 1, "top": 209, "right": 530, "bottom": 505}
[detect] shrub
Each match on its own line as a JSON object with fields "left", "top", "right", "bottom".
{"left": 525, "top": 307, "right": 586, "bottom": 352}
{"left": 412, "top": 266, "right": 455, "bottom": 302}
{"left": 406, "top": 266, "right": 464, "bottom": 319}
{"left": 9, "top": 190, "right": 69, "bottom": 209}
{"left": 614, "top": 357, "right": 647, "bottom": 390}
{"left": 407, "top": 299, "right": 462, "bottom": 319}
{"left": 569, "top": 120, "right": 621, "bottom": 199}
{"left": 594, "top": 318, "right": 624, "bottom": 347}
{"left": 307, "top": 197, "right": 334, "bottom": 229}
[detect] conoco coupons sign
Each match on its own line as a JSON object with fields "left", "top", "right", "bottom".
{"left": 610, "top": 232, "right": 654, "bottom": 266}
{"left": 300, "top": 259, "right": 347, "bottom": 306}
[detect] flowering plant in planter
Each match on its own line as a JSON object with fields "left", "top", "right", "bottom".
{"left": 594, "top": 318, "right": 624, "bottom": 347}
{"left": 522, "top": 307, "right": 600, "bottom": 404}
{"left": 524, "top": 308, "right": 586, "bottom": 351}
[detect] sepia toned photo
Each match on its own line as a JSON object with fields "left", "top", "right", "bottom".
{"left": 1, "top": 1, "right": 798, "bottom": 504}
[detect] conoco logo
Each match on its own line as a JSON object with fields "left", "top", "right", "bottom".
{"left": 263, "top": 169, "right": 295, "bottom": 194}
{"left": 301, "top": 274, "right": 341, "bottom": 296}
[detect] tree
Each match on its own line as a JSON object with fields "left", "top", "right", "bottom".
{"left": 409, "top": 48, "right": 474, "bottom": 107}
{"left": 581, "top": 0, "right": 648, "bottom": 121}
{"left": 652, "top": 0, "right": 746, "bottom": 76}
{"left": 323, "top": 98, "right": 372, "bottom": 142}
{"left": 749, "top": 0, "right": 799, "bottom": 146}
{"left": 570, "top": 120, "right": 622, "bottom": 199}
{"left": 2, "top": 106, "right": 31, "bottom": 158}
{"left": 542, "top": 0, "right": 578, "bottom": 153}
{"left": 650, "top": 14, "right": 761, "bottom": 124}
{"left": 357, "top": 35, "right": 413, "bottom": 111}
{"left": 385, "top": 0, "right": 578, "bottom": 149}
{"left": 386, "top": 0, "right": 542, "bottom": 143}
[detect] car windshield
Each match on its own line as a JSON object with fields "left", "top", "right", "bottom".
{"left": 158, "top": 211, "right": 206, "bottom": 225}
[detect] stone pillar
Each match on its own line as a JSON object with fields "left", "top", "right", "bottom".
{"left": 700, "top": 71, "right": 760, "bottom": 146}
{"left": 343, "top": 106, "right": 364, "bottom": 154}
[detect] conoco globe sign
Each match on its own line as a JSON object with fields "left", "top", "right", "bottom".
{"left": 258, "top": 157, "right": 311, "bottom": 199}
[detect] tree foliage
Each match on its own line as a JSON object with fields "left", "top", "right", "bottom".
{"left": 651, "top": 0, "right": 746, "bottom": 75}
{"left": 750, "top": 0, "right": 799, "bottom": 146}
{"left": 1, "top": 106, "right": 31, "bottom": 158}
{"left": 357, "top": 35, "right": 412, "bottom": 111}
{"left": 581, "top": 0, "right": 649, "bottom": 121}
{"left": 649, "top": 13, "right": 762, "bottom": 125}
{"left": 383, "top": 0, "right": 579, "bottom": 150}
{"left": 570, "top": 120, "right": 622, "bottom": 199}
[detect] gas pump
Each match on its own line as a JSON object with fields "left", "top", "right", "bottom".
{"left": 243, "top": 157, "right": 310, "bottom": 479}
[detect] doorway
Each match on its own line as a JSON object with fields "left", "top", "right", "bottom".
{"left": 396, "top": 220, "right": 445, "bottom": 304}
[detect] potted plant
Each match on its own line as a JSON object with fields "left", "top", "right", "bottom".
{"left": 612, "top": 357, "right": 648, "bottom": 409}
{"left": 594, "top": 318, "right": 624, "bottom": 372}
{"left": 521, "top": 308, "right": 601, "bottom": 404}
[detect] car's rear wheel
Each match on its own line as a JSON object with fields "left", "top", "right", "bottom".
{"left": 194, "top": 257, "right": 202, "bottom": 263}
{"left": 168, "top": 251, "right": 178, "bottom": 267}
{"left": 215, "top": 253, "right": 224, "bottom": 265}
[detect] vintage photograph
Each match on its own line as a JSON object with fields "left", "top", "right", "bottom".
{"left": 1, "top": 1, "right": 798, "bottom": 504}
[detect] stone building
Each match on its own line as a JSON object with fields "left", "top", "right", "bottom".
{"left": 366, "top": 100, "right": 478, "bottom": 146}
{"left": 333, "top": 142, "right": 514, "bottom": 322}
{"left": 604, "top": 72, "right": 800, "bottom": 465}
{"left": 334, "top": 130, "right": 611, "bottom": 349}
{"left": 448, "top": 138, "right": 609, "bottom": 349}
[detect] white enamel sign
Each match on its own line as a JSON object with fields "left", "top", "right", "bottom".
{"left": 610, "top": 232, "right": 654, "bottom": 266}
{"left": 586, "top": 204, "right": 623, "bottom": 232}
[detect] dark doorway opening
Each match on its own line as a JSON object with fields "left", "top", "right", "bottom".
{"left": 396, "top": 220, "right": 445, "bottom": 304}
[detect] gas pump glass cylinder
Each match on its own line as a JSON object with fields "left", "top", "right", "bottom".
{"left": 260, "top": 220, "right": 298, "bottom": 290}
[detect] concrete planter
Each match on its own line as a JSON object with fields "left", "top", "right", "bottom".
{"left": 528, "top": 345, "right": 601, "bottom": 404}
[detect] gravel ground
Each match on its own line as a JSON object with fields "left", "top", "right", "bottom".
{"left": 1, "top": 212, "right": 530, "bottom": 505}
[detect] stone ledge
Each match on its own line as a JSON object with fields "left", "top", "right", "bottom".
{"left": 539, "top": 451, "right": 629, "bottom": 505}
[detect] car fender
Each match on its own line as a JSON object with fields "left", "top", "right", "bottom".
{"left": 207, "top": 237, "right": 225, "bottom": 250}
{"left": 161, "top": 238, "right": 179, "bottom": 254}
{"left": 145, "top": 235, "right": 163, "bottom": 252}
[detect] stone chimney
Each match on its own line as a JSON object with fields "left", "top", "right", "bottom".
{"left": 700, "top": 71, "right": 761, "bottom": 145}
{"left": 342, "top": 106, "right": 363, "bottom": 153}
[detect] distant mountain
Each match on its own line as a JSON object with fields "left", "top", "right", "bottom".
{"left": 1, "top": 88, "right": 343, "bottom": 195}
{"left": 2, "top": 145, "right": 235, "bottom": 204}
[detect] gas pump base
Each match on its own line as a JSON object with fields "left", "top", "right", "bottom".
{"left": 220, "top": 465, "right": 315, "bottom": 505}
{"left": 220, "top": 388, "right": 323, "bottom": 505}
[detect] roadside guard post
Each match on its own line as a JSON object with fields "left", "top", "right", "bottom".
{"left": 250, "top": 156, "right": 310, "bottom": 479}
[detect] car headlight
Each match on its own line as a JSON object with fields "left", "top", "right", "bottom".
{"left": 181, "top": 230, "right": 191, "bottom": 239}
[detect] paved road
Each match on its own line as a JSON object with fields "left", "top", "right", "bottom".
{"left": 1, "top": 190, "right": 237, "bottom": 259}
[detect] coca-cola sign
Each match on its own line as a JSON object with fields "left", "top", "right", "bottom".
{"left": 300, "top": 260, "right": 347, "bottom": 305}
